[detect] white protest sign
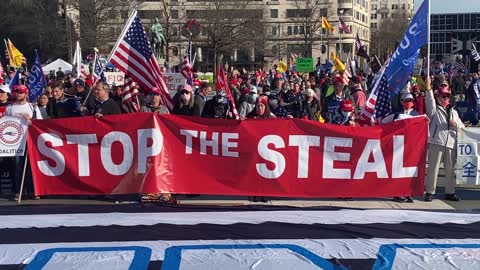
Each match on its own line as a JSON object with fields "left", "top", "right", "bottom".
{"left": 104, "top": 72, "right": 125, "bottom": 86}
{"left": 456, "top": 128, "right": 480, "bottom": 185}
{"left": 0, "top": 116, "right": 28, "bottom": 157}
{"left": 163, "top": 72, "right": 186, "bottom": 92}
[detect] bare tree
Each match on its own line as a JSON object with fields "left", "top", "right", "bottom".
{"left": 370, "top": 12, "right": 412, "bottom": 62}
{"left": 66, "top": 0, "right": 137, "bottom": 53}
{"left": 287, "top": 0, "right": 330, "bottom": 58}
{"left": 190, "top": 0, "right": 264, "bottom": 74}
{"left": 0, "top": 0, "right": 68, "bottom": 63}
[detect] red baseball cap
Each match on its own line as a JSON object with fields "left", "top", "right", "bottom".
{"left": 333, "top": 76, "right": 344, "bottom": 85}
{"left": 340, "top": 99, "right": 354, "bottom": 112}
{"left": 13, "top": 85, "right": 28, "bottom": 94}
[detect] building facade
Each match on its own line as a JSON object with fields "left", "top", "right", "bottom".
{"left": 71, "top": 0, "right": 371, "bottom": 72}
{"left": 430, "top": 12, "right": 480, "bottom": 69}
{"left": 370, "top": 0, "right": 414, "bottom": 29}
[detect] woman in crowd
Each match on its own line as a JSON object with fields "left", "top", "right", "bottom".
{"left": 172, "top": 84, "right": 195, "bottom": 116}
{"left": 305, "top": 88, "right": 321, "bottom": 121}
{"left": 247, "top": 95, "right": 276, "bottom": 119}
{"left": 140, "top": 87, "right": 169, "bottom": 114}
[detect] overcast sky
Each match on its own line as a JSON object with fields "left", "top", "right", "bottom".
{"left": 415, "top": 0, "right": 480, "bottom": 14}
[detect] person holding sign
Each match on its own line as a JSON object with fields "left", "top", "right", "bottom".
{"left": 5, "top": 85, "right": 42, "bottom": 200}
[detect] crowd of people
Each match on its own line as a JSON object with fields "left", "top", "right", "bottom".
{"left": 0, "top": 62, "right": 477, "bottom": 203}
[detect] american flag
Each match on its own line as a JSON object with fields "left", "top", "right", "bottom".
{"left": 358, "top": 69, "right": 391, "bottom": 125}
{"left": 122, "top": 77, "right": 140, "bottom": 113}
{"left": 110, "top": 11, "right": 173, "bottom": 111}
{"left": 181, "top": 56, "right": 193, "bottom": 86}
{"left": 217, "top": 66, "right": 239, "bottom": 119}
{"left": 355, "top": 34, "right": 370, "bottom": 61}
{"left": 80, "top": 64, "right": 89, "bottom": 79}
{"left": 93, "top": 53, "right": 105, "bottom": 82}
{"left": 472, "top": 43, "right": 480, "bottom": 62}
{"left": 339, "top": 18, "right": 352, "bottom": 34}
{"left": 452, "top": 61, "right": 469, "bottom": 74}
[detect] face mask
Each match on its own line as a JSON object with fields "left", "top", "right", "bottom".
{"left": 402, "top": 101, "right": 414, "bottom": 110}
{"left": 341, "top": 111, "right": 351, "bottom": 118}
{"left": 181, "top": 94, "right": 190, "bottom": 102}
{"left": 248, "top": 94, "right": 258, "bottom": 103}
{"left": 440, "top": 100, "right": 450, "bottom": 107}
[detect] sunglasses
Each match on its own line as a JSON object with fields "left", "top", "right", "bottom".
{"left": 180, "top": 90, "right": 190, "bottom": 95}
{"left": 13, "top": 90, "right": 25, "bottom": 94}
{"left": 439, "top": 95, "right": 450, "bottom": 99}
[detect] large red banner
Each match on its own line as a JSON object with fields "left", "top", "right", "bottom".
{"left": 27, "top": 114, "right": 428, "bottom": 197}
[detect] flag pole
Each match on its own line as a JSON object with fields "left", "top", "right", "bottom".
{"left": 426, "top": 0, "right": 431, "bottom": 79}
{"left": 4, "top": 39, "right": 12, "bottom": 70}
{"left": 17, "top": 151, "right": 29, "bottom": 204}
{"left": 82, "top": 9, "right": 138, "bottom": 106}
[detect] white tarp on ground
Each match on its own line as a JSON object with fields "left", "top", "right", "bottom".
{"left": 3, "top": 208, "right": 480, "bottom": 269}
{"left": 42, "top": 59, "right": 73, "bottom": 74}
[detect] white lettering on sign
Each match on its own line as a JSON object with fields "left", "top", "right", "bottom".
{"left": 38, "top": 130, "right": 165, "bottom": 177}
{"left": 323, "top": 137, "right": 353, "bottom": 179}
{"left": 180, "top": 129, "right": 239, "bottom": 157}
{"left": 104, "top": 72, "right": 125, "bottom": 86}
{"left": 66, "top": 134, "right": 98, "bottom": 177}
{"left": 256, "top": 135, "right": 286, "bottom": 179}
{"left": 255, "top": 135, "right": 415, "bottom": 180}
{"left": 289, "top": 135, "right": 320, "bottom": 178}
{"left": 37, "top": 133, "right": 65, "bottom": 176}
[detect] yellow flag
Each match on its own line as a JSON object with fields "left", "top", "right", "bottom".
{"left": 276, "top": 60, "right": 287, "bottom": 73}
{"left": 7, "top": 39, "right": 24, "bottom": 68}
{"left": 330, "top": 52, "right": 346, "bottom": 72}
{"left": 322, "top": 17, "right": 334, "bottom": 33}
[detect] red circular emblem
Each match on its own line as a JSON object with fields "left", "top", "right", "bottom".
{"left": 0, "top": 120, "right": 24, "bottom": 146}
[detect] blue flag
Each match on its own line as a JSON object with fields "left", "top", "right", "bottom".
{"left": 8, "top": 69, "right": 21, "bottom": 91}
{"left": 385, "top": 0, "right": 428, "bottom": 96}
{"left": 28, "top": 50, "right": 46, "bottom": 101}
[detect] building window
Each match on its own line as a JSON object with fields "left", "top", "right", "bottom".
{"left": 299, "top": 26, "right": 304, "bottom": 34}
{"left": 287, "top": 26, "right": 292, "bottom": 35}
{"left": 272, "top": 26, "right": 277, "bottom": 36}
{"left": 272, "top": 45, "right": 277, "bottom": 56}
{"left": 294, "top": 26, "right": 299, "bottom": 35}
{"left": 271, "top": 9, "right": 278, "bottom": 18}
{"left": 171, "top": 10, "right": 178, "bottom": 19}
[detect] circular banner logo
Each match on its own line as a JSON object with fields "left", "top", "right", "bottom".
{"left": 0, "top": 120, "right": 24, "bottom": 146}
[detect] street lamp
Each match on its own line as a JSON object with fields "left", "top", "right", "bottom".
{"left": 339, "top": 9, "right": 345, "bottom": 59}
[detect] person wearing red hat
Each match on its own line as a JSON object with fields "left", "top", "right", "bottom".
{"left": 140, "top": 87, "right": 169, "bottom": 114}
{"left": 322, "top": 75, "right": 353, "bottom": 124}
{"left": 330, "top": 99, "right": 355, "bottom": 126}
{"left": 411, "top": 84, "right": 425, "bottom": 115}
{"left": 348, "top": 76, "right": 366, "bottom": 114}
{"left": 172, "top": 84, "right": 195, "bottom": 116}
{"left": 6, "top": 85, "right": 43, "bottom": 121}
{"left": 424, "top": 79, "right": 464, "bottom": 202}
{"left": 5, "top": 84, "right": 43, "bottom": 200}
{"left": 247, "top": 95, "right": 275, "bottom": 119}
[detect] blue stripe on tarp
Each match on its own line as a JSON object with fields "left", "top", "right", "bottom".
{"left": 25, "top": 246, "right": 151, "bottom": 270}
{"left": 162, "top": 244, "right": 348, "bottom": 270}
